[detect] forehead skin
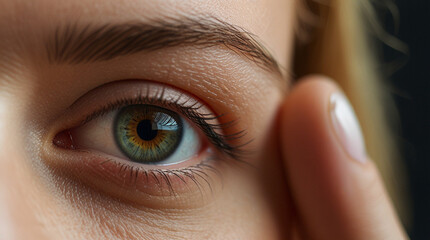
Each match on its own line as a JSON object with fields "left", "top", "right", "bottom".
{"left": 0, "top": 0, "right": 295, "bottom": 239}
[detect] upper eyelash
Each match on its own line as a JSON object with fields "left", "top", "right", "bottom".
{"left": 79, "top": 86, "right": 250, "bottom": 160}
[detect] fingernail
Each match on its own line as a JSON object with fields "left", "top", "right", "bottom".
{"left": 330, "top": 92, "right": 367, "bottom": 163}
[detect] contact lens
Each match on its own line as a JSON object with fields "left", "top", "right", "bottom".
{"left": 114, "top": 105, "right": 183, "bottom": 163}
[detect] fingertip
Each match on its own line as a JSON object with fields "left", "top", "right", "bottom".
{"left": 279, "top": 75, "right": 406, "bottom": 240}
{"left": 280, "top": 75, "right": 349, "bottom": 239}
{"left": 281, "top": 75, "right": 343, "bottom": 167}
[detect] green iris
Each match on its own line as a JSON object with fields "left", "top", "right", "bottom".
{"left": 114, "top": 104, "right": 183, "bottom": 163}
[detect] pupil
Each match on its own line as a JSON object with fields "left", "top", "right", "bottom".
{"left": 136, "top": 119, "right": 158, "bottom": 141}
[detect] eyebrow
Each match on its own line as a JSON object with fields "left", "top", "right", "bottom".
{"left": 46, "top": 17, "right": 282, "bottom": 76}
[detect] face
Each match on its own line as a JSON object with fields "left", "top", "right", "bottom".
{"left": 0, "top": 0, "right": 295, "bottom": 239}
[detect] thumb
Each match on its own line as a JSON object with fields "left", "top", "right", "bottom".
{"left": 281, "top": 76, "right": 408, "bottom": 240}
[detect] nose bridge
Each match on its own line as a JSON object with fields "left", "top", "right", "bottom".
{"left": 0, "top": 97, "right": 18, "bottom": 239}
{"left": 0, "top": 155, "right": 19, "bottom": 240}
{"left": 0, "top": 169, "right": 16, "bottom": 240}
{"left": 0, "top": 156, "right": 49, "bottom": 240}
{"left": 0, "top": 206, "right": 14, "bottom": 240}
{"left": 0, "top": 96, "right": 49, "bottom": 240}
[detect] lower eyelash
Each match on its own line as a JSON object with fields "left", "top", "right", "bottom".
{"left": 99, "top": 155, "right": 223, "bottom": 197}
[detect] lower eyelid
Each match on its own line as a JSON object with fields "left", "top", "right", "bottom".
{"left": 44, "top": 144, "right": 223, "bottom": 209}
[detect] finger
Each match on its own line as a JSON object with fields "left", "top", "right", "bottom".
{"left": 280, "top": 76, "right": 408, "bottom": 240}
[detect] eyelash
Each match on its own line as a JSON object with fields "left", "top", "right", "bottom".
{"left": 63, "top": 85, "right": 249, "bottom": 195}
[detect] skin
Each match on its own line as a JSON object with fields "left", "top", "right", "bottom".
{"left": 0, "top": 0, "right": 407, "bottom": 239}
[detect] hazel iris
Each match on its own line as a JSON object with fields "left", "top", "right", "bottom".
{"left": 114, "top": 104, "right": 183, "bottom": 163}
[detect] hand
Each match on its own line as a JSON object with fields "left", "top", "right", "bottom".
{"left": 280, "top": 76, "right": 408, "bottom": 240}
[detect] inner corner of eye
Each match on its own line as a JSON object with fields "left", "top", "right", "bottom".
{"left": 53, "top": 129, "right": 76, "bottom": 150}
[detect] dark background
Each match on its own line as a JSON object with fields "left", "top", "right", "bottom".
{"left": 376, "top": 0, "right": 429, "bottom": 239}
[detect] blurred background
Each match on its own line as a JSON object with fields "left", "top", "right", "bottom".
{"left": 375, "top": 0, "right": 429, "bottom": 239}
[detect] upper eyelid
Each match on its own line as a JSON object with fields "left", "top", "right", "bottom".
{"left": 81, "top": 90, "right": 216, "bottom": 127}
{"left": 66, "top": 80, "right": 214, "bottom": 126}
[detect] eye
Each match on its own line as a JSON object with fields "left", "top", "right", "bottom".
{"left": 69, "top": 104, "right": 201, "bottom": 166}
{"left": 48, "top": 80, "right": 248, "bottom": 206}
{"left": 114, "top": 105, "right": 189, "bottom": 165}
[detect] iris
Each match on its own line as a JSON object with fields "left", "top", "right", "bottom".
{"left": 114, "top": 105, "right": 183, "bottom": 163}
